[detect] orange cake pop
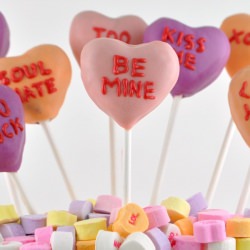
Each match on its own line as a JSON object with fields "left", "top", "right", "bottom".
{"left": 221, "top": 13, "right": 250, "bottom": 77}
{"left": 0, "top": 44, "right": 72, "bottom": 123}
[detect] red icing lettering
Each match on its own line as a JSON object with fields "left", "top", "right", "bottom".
{"left": 162, "top": 26, "right": 176, "bottom": 43}
{"left": 93, "top": 27, "right": 106, "bottom": 38}
{"left": 184, "top": 34, "right": 195, "bottom": 50}
{"left": 107, "top": 30, "right": 118, "bottom": 39}
{"left": 113, "top": 55, "right": 129, "bottom": 75}
{"left": 129, "top": 213, "right": 139, "bottom": 225}
{"left": 229, "top": 29, "right": 244, "bottom": 44}
{"left": 131, "top": 58, "right": 146, "bottom": 77}
{"left": 102, "top": 77, "right": 120, "bottom": 95}
{"left": 32, "top": 82, "right": 44, "bottom": 97}
{"left": 129, "top": 80, "right": 142, "bottom": 98}
{"left": 102, "top": 77, "right": 155, "bottom": 99}
{"left": 196, "top": 37, "right": 206, "bottom": 52}
{"left": 23, "top": 86, "right": 36, "bottom": 102}
{"left": 0, "top": 99, "right": 11, "bottom": 117}
{"left": 0, "top": 71, "right": 10, "bottom": 85}
{"left": 44, "top": 77, "right": 57, "bottom": 94}
{"left": 244, "top": 33, "right": 250, "bottom": 45}
{"left": 0, "top": 132, "right": 3, "bottom": 143}
{"left": 144, "top": 82, "right": 155, "bottom": 99}
{"left": 120, "top": 31, "right": 131, "bottom": 44}
{"left": 2, "top": 123, "right": 14, "bottom": 138}
{"left": 113, "top": 240, "right": 122, "bottom": 248}
{"left": 168, "top": 232, "right": 177, "bottom": 247}
{"left": 10, "top": 118, "right": 24, "bottom": 135}
{"left": 93, "top": 26, "right": 131, "bottom": 44}
{"left": 11, "top": 67, "right": 25, "bottom": 83}
{"left": 23, "top": 63, "right": 37, "bottom": 79}
{"left": 177, "top": 32, "right": 184, "bottom": 46}
{"left": 239, "top": 81, "right": 250, "bottom": 99}
{"left": 244, "top": 104, "right": 250, "bottom": 121}
{"left": 184, "top": 53, "right": 196, "bottom": 70}
{"left": 161, "top": 27, "right": 206, "bottom": 71}
{"left": 38, "top": 61, "right": 52, "bottom": 75}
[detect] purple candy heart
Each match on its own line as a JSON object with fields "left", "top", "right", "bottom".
{"left": 0, "top": 12, "right": 10, "bottom": 57}
{"left": 144, "top": 18, "right": 230, "bottom": 97}
{"left": 0, "top": 85, "right": 25, "bottom": 172}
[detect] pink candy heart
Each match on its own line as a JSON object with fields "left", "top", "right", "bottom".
{"left": 80, "top": 38, "right": 179, "bottom": 130}
{"left": 70, "top": 11, "right": 147, "bottom": 64}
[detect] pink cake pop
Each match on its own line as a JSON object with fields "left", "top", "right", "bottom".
{"left": 0, "top": 85, "right": 25, "bottom": 172}
{"left": 80, "top": 38, "right": 179, "bottom": 203}
{"left": 80, "top": 38, "right": 179, "bottom": 130}
{"left": 70, "top": 11, "right": 147, "bottom": 65}
{"left": 0, "top": 12, "right": 10, "bottom": 57}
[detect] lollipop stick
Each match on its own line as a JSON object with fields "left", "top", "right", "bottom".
{"left": 124, "top": 129, "right": 132, "bottom": 204}
{"left": 206, "top": 118, "right": 235, "bottom": 206}
{"left": 10, "top": 173, "right": 35, "bottom": 214}
{"left": 109, "top": 118, "right": 116, "bottom": 196}
{"left": 236, "top": 166, "right": 250, "bottom": 215}
{"left": 41, "top": 121, "right": 76, "bottom": 200}
{"left": 4, "top": 173, "right": 21, "bottom": 214}
{"left": 150, "top": 95, "right": 182, "bottom": 205}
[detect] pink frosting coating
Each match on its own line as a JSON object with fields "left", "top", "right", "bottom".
{"left": 70, "top": 10, "right": 147, "bottom": 64}
{"left": 81, "top": 38, "right": 179, "bottom": 130}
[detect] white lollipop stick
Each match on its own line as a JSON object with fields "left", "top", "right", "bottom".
{"left": 10, "top": 173, "right": 35, "bottom": 214}
{"left": 206, "top": 118, "right": 236, "bottom": 206}
{"left": 150, "top": 95, "right": 182, "bottom": 205}
{"left": 4, "top": 173, "right": 21, "bottom": 214}
{"left": 109, "top": 118, "right": 116, "bottom": 196}
{"left": 40, "top": 121, "right": 76, "bottom": 201}
{"left": 124, "top": 129, "right": 132, "bottom": 204}
{"left": 236, "top": 166, "right": 250, "bottom": 215}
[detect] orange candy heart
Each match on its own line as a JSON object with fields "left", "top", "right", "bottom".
{"left": 228, "top": 66, "right": 250, "bottom": 146}
{"left": 0, "top": 45, "right": 72, "bottom": 123}
{"left": 221, "top": 13, "right": 250, "bottom": 77}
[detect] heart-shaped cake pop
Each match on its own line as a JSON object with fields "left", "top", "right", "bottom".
{"left": 0, "top": 12, "right": 10, "bottom": 57}
{"left": 0, "top": 45, "right": 72, "bottom": 124}
{"left": 70, "top": 11, "right": 147, "bottom": 64}
{"left": 0, "top": 85, "right": 25, "bottom": 172}
{"left": 228, "top": 66, "right": 250, "bottom": 147}
{"left": 221, "top": 13, "right": 250, "bottom": 77}
{"left": 144, "top": 18, "right": 230, "bottom": 97}
{"left": 81, "top": 38, "right": 179, "bottom": 130}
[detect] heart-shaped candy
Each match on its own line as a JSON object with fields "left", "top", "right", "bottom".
{"left": 0, "top": 85, "right": 25, "bottom": 172}
{"left": 0, "top": 45, "right": 72, "bottom": 123}
{"left": 0, "top": 12, "right": 10, "bottom": 57}
{"left": 70, "top": 11, "right": 147, "bottom": 64}
{"left": 80, "top": 38, "right": 179, "bottom": 130}
{"left": 228, "top": 66, "right": 250, "bottom": 147}
{"left": 144, "top": 18, "right": 230, "bottom": 97}
{"left": 221, "top": 13, "right": 250, "bottom": 77}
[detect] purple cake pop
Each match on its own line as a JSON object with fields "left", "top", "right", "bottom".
{"left": 0, "top": 12, "right": 10, "bottom": 57}
{"left": 0, "top": 85, "right": 25, "bottom": 172}
{"left": 144, "top": 18, "right": 230, "bottom": 97}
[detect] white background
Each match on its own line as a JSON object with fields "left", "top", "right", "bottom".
{"left": 0, "top": 0, "right": 249, "bottom": 215}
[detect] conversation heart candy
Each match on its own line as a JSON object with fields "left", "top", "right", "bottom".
{"left": 0, "top": 12, "right": 10, "bottom": 57}
{"left": 0, "top": 85, "right": 25, "bottom": 172}
{"left": 70, "top": 11, "right": 147, "bottom": 64}
{"left": 0, "top": 44, "right": 72, "bottom": 123}
{"left": 80, "top": 38, "right": 179, "bottom": 130}
{"left": 144, "top": 18, "right": 230, "bottom": 97}
{"left": 221, "top": 14, "right": 250, "bottom": 77}
{"left": 228, "top": 66, "right": 250, "bottom": 147}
